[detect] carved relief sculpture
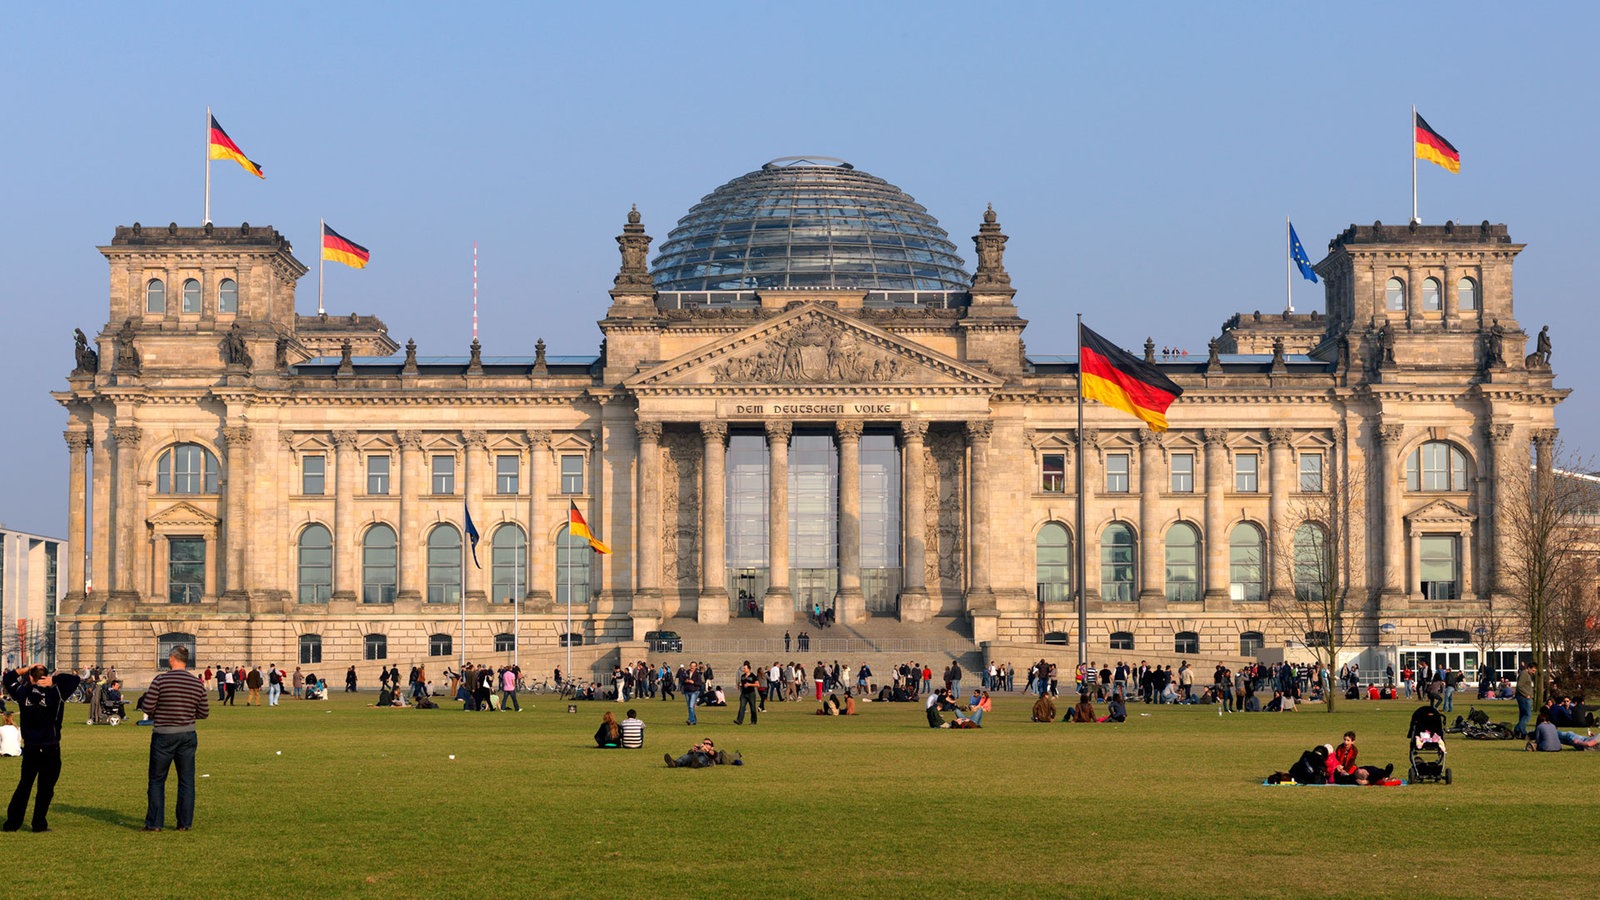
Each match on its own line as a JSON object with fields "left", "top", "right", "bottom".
{"left": 223, "top": 323, "right": 252, "bottom": 368}
{"left": 114, "top": 320, "right": 141, "bottom": 375}
{"left": 712, "top": 319, "right": 910, "bottom": 384}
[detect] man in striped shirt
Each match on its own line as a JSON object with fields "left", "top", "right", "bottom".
{"left": 620, "top": 709, "right": 645, "bottom": 749}
{"left": 137, "top": 646, "right": 209, "bottom": 831}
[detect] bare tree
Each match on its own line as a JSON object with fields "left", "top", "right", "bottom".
{"left": 1500, "top": 443, "right": 1599, "bottom": 709}
{"left": 1270, "top": 467, "right": 1363, "bottom": 712}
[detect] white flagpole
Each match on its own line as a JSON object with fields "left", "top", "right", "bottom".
{"left": 459, "top": 506, "right": 467, "bottom": 672}
{"left": 1286, "top": 216, "right": 1293, "bottom": 313}
{"left": 564, "top": 517, "right": 572, "bottom": 685}
{"left": 204, "top": 107, "right": 212, "bottom": 225}
{"left": 1075, "top": 314, "right": 1087, "bottom": 673}
{"left": 1411, "top": 105, "right": 1419, "bottom": 225}
{"left": 318, "top": 218, "right": 326, "bottom": 316}
{"left": 473, "top": 242, "right": 479, "bottom": 342}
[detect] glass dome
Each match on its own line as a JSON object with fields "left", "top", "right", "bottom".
{"left": 651, "top": 157, "right": 969, "bottom": 292}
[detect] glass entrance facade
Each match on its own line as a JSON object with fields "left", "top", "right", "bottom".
{"left": 860, "top": 431, "right": 902, "bottom": 614}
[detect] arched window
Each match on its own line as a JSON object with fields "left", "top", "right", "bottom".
{"left": 1228, "top": 523, "right": 1265, "bottom": 601}
{"left": 1406, "top": 441, "right": 1469, "bottom": 491}
{"left": 1431, "top": 628, "right": 1471, "bottom": 644}
{"left": 1457, "top": 277, "right": 1477, "bottom": 311}
{"left": 218, "top": 278, "right": 238, "bottom": 314}
{"left": 181, "top": 278, "right": 202, "bottom": 313}
{"left": 1239, "top": 631, "right": 1265, "bottom": 657}
{"left": 1042, "top": 631, "right": 1070, "bottom": 645}
{"left": 429, "top": 632, "right": 453, "bottom": 657}
{"left": 1100, "top": 523, "right": 1136, "bottom": 602}
{"left": 364, "top": 633, "right": 387, "bottom": 661}
{"left": 1385, "top": 277, "right": 1406, "bottom": 311}
{"left": 297, "top": 524, "right": 332, "bottom": 604}
{"left": 426, "top": 525, "right": 461, "bottom": 603}
{"left": 1173, "top": 631, "right": 1199, "bottom": 654}
{"left": 362, "top": 524, "right": 397, "bottom": 604}
{"left": 157, "top": 444, "right": 220, "bottom": 494}
{"left": 1109, "top": 631, "right": 1135, "bottom": 651}
{"left": 1422, "top": 277, "right": 1441, "bottom": 311}
{"left": 146, "top": 278, "right": 166, "bottom": 313}
{"left": 494, "top": 633, "right": 516, "bottom": 653}
{"left": 1035, "top": 522, "right": 1072, "bottom": 602}
{"left": 491, "top": 524, "right": 526, "bottom": 604}
{"left": 1293, "top": 523, "right": 1329, "bottom": 602}
{"left": 157, "top": 631, "right": 196, "bottom": 669}
{"left": 299, "top": 634, "right": 322, "bottom": 665}
{"left": 556, "top": 524, "right": 592, "bottom": 606}
{"left": 1164, "top": 522, "right": 1201, "bottom": 602}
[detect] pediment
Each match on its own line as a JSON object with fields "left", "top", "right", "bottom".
{"left": 147, "top": 501, "right": 221, "bottom": 528}
{"left": 1404, "top": 498, "right": 1475, "bottom": 523}
{"left": 627, "top": 304, "right": 1002, "bottom": 391}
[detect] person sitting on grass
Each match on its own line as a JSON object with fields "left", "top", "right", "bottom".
{"left": 841, "top": 693, "right": 857, "bottom": 716}
{"left": 817, "top": 693, "right": 841, "bottom": 716}
{"left": 1100, "top": 692, "right": 1127, "bottom": 723}
{"left": 1529, "top": 711, "right": 1599, "bottom": 751}
{"left": 1326, "top": 731, "right": 1359, "bottom": 782}
{"left": 664, "top": 737, "right": 726, "bottom": 768}
{"left": 1068, "top": 693, "right": 1097, "bottom": 723}
{"left": 1031, "top": 692, "right": 1057, "bottom": 723}
{"left": 595, "top": 711, "right": 622, "bottom": 748}
{"left": 966, "top": 690, "right": 990, "bottom": 727}
{"left": 702, "top": 686, "right": 727, "bottom": 707}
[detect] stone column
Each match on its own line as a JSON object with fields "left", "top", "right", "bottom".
{"left": 1202, "top": 428, "right": 1230, "bottom": 609}
{"left": 220, "top": 426, "right": 252, "bottom": 607}
{"left": 899, "top": 420, "right": 930, "bottom": 622}
{"left": 90, "top": 418, "right": 112, "bottom": 602}
{"left": 763, "top": 421, "right": 794, "bottom": 624}
{"left": 634, "top": 421, "right": 662, "bottom": 613}
{"left": 108, "top": 425, "right": 141, "bottom": 602}
{"left": 1376, "top": 423, "right": 1406, "bottom": 603}
{"left": 1484, "top": 423, "right": 1514, "bottom": 596}
{"left": 1442, "top": 260, "right": 1456, "bottom": 330}
{"left": 331, "top": 430, "right": 358, "bottom": 602}
{"left": 396, "top": 430, "right": 423, "bottom": 604}
{"left": 462, "top": 430, "right": 487, "bottom": 604}
{"left": 1137, "top": 429, "right": 1165, "bottom": 609}
{"left": 835, "top": 420, "right": 866, "bottom": 624}
{"left": 1267, "top": 427, "right": 1293, "bottom": 602}
{"left": 964, "top": 420, "right": 996, "bottom": 610}
{"left": 1407, "top": 267, "right": 1421, "bottom": 330}
{"left": 1079, "top": 429, "right": 1100, "bottom": 609}
{"left": 699, "top": 421, "right": 729, "bottom": 625}
{"left": 526, "top": 430, "right": 551, "bottom": 608}
{"left": 64, "top": 430, "right": 90, "bottom": 599}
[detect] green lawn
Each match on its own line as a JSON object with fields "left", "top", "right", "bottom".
{"left": 6, "top": 691, "right": 1596, "bottom": 898}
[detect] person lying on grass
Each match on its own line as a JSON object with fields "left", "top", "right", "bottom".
{"left": 1529, "top": 712, "right": 1600, "bottom": 751}
{"left": 664, "top": 737, "right": 727, "bottom": 768}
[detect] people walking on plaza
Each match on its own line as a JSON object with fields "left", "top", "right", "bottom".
{"left": 267, "top": 665, "right": 282, "bottom": 706}
{"left": 139, "top": 645, "right": 210, "bottom": 832}
{"left": 345, "top": 666, "right": 358, "bottom": 693}
{"left": 245, "top": 667, "right": 263, "bottom": 706}
{"left": 3, "top": 664, "right": 82, "bottom": 832}
{"left": 682, "top": 662, "right": 703, "bottom": 726}
{"left": 500, "top": 666, "right": 520, "bottom": 712}
{"left": 734, "top": 663, "right": 760, "bottom": 725}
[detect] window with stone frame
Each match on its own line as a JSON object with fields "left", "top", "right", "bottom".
{"left": 1170, "top": 452, "right": 1194, "bottom": 493}
{"left": 1298, "top": 452, "right": 1323, "bottom": 492}
{"left": 1041, "top": 453, "right": 1065, "bottom": 493}
{"left": 431, "top": 455, "right": 456, "bottom": 495}
{"left": 1105, "top": 452, "right": 1130, "bottom": 493}
{"left": 1234, "top": 453, "right": 1259, "bottom": 492}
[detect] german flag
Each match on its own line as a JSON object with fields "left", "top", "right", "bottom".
{"left": 1079, "top": 324, "right": 1184, "bottom": 432}
{"left": 207, "top": 114, "right": 264, "bottom": 178}
{"left": 569, "top": 501, "right": 612, "bottom": 555}
{"left": 322, "top": 224, "right": 371, "bottom": 269}
{"left": 1414, "top": 112, "right": 1460, "bottom": 173}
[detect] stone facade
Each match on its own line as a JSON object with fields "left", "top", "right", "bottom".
{"left": 53, "top": 210, "right": 1566, "bottom": 684}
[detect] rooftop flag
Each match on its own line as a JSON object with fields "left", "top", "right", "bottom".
{"left": 1289, "top": 222, "right": 1318, "bottom": 284}
{"left": 1079, "top": 324, "right": 1184, "bottom": 432}
{"left": 1414, "top": 112, "right": 1460, "bottom": 173}
{"left": 207, "top": 114, "right": 264, "bottom": 179}
{"left": 322, "top": 223, "right": 371, "bottom": 269}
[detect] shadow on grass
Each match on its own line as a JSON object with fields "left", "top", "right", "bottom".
{"left": 54, "top": 804, "right": 142, "bottom": 830}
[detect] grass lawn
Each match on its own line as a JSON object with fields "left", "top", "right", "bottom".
{"left": 6, "top": 690, "right": 1596, "bottom": 898}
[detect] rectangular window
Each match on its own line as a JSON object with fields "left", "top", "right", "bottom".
{"left": 168, "top": 537, "right": 205, "bottom": 603}
{"left": 1041, "top": 453, "right": 1065, "bottom": 493}
{"left": 560, "top": 454, "right": 584, "bottom": 494}
{"left": 302, "top": 454, "right": 326, "bottom": 495}
{"left": 1105, "top": 453, "right": 1130, "bottom": 493}
{"left": 1234, "top": 453, "right": 1258, "bottom": 492}
{"left": 1420, "top": 534, "right": 1459, "bottom": 600}
{"left": 432, "top": 455, "right": 455, "bottom": 495}
{"left": 496, "top": 454, "right": 520, "bottom": 495}
{"left": 367, "top": 454, "right": 390, "bottom": 495}
{"left": 1170, "top": 453, "right": 1194, "bottom": 493}
{"left": 1299, "top": 452, "right": 1323, "bottom": 492}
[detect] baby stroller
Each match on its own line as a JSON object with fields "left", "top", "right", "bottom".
{"left": 1407, "top": 705, "right": 1451, "bottom": 784}
{"left": 87, "top": 683, "right": 126, "bottom": 726}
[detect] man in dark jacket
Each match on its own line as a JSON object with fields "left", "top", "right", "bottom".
{"left": 3, "top": 665, "right": 83, "bottom": 832}
{"left": 733, "top": 663, "right": 760, "bottom": 725}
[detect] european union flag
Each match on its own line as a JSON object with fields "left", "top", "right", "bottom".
{"left": 1289, "top": 223, "right": 1318, "bottom": 284}
{"left": 463, "top": 503, "right": 481, "bottom": 569}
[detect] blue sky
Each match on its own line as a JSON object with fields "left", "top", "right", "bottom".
{"left": 3, "top": 3, "right": 1596, "bottom": 536}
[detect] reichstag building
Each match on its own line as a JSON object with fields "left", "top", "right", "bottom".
{"left": 54, "top": 157, "right": 1563, "bottom": 681}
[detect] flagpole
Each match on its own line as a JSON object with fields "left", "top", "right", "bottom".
{"left": 459, "top": 507, "right": 467, "bottom": 672}
{"left": 1285, "top": 216, "right": 1293, "bottom": 313}
{"left": 318, "top": 218, "right": 326, "bottom": 315}
{"left": 204, "top": 107, "right": 212, "bottom": 225}
{"left": 472, "top": 242, "right": 479, "bottom": 342}
{"left": 1411, "top": 105, "right": 1419, "bottom": 225}
{"left": 1075, "top": 314, "right": 1087, "bottom": 674}
{"left": 564, "top": 520, "right": 572, "bottom": 685}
